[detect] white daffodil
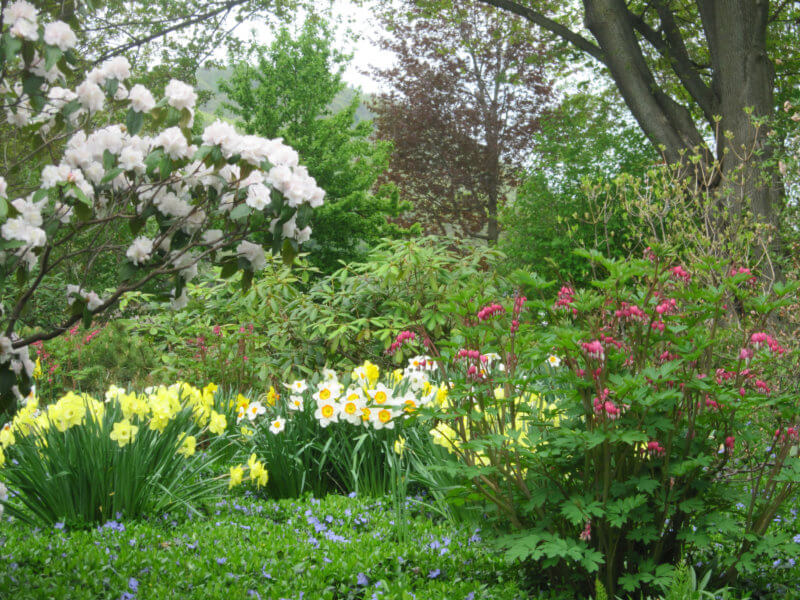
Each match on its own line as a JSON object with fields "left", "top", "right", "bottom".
{"left": 286, "top": 379, "right": 308, "bottom": 394}
{"left": 340, "top": 388, "right": 366, "bottom": 425}
{"left": 312, "top": 380, "right": 342, "bottom": 403}
{"left": 287, "top": 395, "right": 304, "bottom": 412}
{"left": 367, "top": 383, "right": 393, "bottom": 406}
{"left": 314, "top": 399, "right": 340, "bottom": 427}
{"left": 269, "top": 416, "right": 286, "bottom": 435}
{"left": 370, "top": 406, "right": 398, "bottom": 430}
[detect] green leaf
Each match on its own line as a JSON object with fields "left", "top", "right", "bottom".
{"left": 100, "top": 167, "right": 123, "bottom": 184}
{"left": 229, "top": 204, "right": 250, "bottom": 221}
{"left": 103, "top": 149, "right": 116, "bottom": 171}
{"left": 43, "top": 45, "right": 62, "bottom": 70}
{"left": 22, "top": 74, "right": 45, "bottom": 97}
{"left": 126, "top": 108, "right": 144, "bottom": 135}
{"left": 241, "top": 269, "right": 254, "bottom": 292}
{"left": 3, "top": 35, "right": 22, "bottom": 62}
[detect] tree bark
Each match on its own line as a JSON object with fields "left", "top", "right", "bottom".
{"left": 476, "top": 0, "right": 785, "bottom": 279}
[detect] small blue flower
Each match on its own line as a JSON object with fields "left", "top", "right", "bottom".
{"left": 216, "top": 557, "right": 227, "bottom": 565}
{"left": 428, "top": 569, "right": 441, "bottom": 579}
{"left": 128, "top": 577, "right": 139, "bottom": 592}
{"left": 357, "top": 572, "right": 369, "bottom": 586}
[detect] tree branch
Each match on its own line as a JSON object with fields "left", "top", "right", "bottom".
{"left": 474, "top": 0, "right": 607, "bottom": 65}
{"left": 91, "top": 0, "right": 250, "bottom": 65}
{"left": 627, "top": 2, "right": 717, "bottom": 127}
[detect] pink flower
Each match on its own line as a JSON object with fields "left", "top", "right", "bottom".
{"left": 670, "top": 265, "right": 691, "bottom": 283}
{"left": 554, "top": 286, "right": 577, "bottom": 315}
{"left": 477, "top": 303, "right": 505, "bottom": 321}
{"left": 725, "top": 436, "right": 735, "bottom": 453}
{"left": 582, "top": 340, "right": 604, "bottom": 362}
{"left": 213, "top": 325, "right": 222, "bottom": 336}
{"left": 579, "top": 521, "right": 591, "bottom": 541}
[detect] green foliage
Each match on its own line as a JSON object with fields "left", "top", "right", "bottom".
{"left": 499, "top": 92, "right": 656, "bottom": 285}
{"left": 32, "top": 321, "right": 160, "bottom": 402}
{"left": 219, "top": 17, "right": 415, "bottom": 273}
{"left": 0, "top": 493, "right": 524, "bottom": 600}
{"left": 419, "top": 247, "right": 800, "bottom": 596}
{"left": 1, "top": 386, "right": 239, "bottom": 527}
{"left": 118, "top": 237, "right": 502, "bottom": 388}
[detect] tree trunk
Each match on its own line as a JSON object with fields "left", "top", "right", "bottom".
{"left": 699, "top": 0, "right": 783, "bottom": 280}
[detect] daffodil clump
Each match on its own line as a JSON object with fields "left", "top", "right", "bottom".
{"left": 0, "top": 381, "right": 265, "bottom": 526}
{"left": 237, "top": 358, "right": 449, "bottom": 499}
{"left": 239, "top": 358, "right": 445, "bottom": 435}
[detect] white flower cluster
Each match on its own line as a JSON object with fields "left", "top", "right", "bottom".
{"left": 0, "top": 3, "right": 326, "bottom": 397}
{"left": 265, "top": 361, "right": 443, "bottom": 434}
{"left": 0, "top": 335, "right": 35, "bottom": 380}
{"left": 66, "top": 285, "right": 104, "bottom": 312}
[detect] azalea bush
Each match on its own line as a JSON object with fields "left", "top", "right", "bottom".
{"left": 420, "top": 248, "right": 800, "bottom": 596}
{"left": 233, "top": 358, "right": 445, "bottom": 498}
{"left": 0, "top": 2, "right": 325, "bottom": 410}
{"left": 0, "top": 381, "right": 265, "bottom": 526}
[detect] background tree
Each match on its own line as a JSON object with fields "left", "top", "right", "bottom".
{"left": 219, "top": 17, "right": 413, "bottom": 272}
{"left": 500, "top": 91, "right": 656, "bottom": 284}
{"left": 369, "top": 0, "right": 552, "bottom": 242}
{"left": 460, "top": 0, "right": 800, "bottom": 278}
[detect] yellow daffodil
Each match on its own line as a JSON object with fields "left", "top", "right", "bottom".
{"left": 0, "top": 423, "right": 14, "bottom": 448}
{"left": 393, "top": 436, "right": 406, "bottom": 456}
{"left": 266, "top": 386, "right": 280, "bottom": 406}
{"left": 208, "top": 411, "right": 227, "bottom": 435}
{"left": 248, "top": 454, "right": 268, "bottom": 487}
{"left": 109, "top": 419, "right": 138, "bottom": 447}
{"left": 177, "top": 435, "right": 196, "bottom": 457}
{"left": 32, "top": 357, "right": 42, "bottom": 380}
{"left": 229, "top": 465, "right": 244, "bottom": 489}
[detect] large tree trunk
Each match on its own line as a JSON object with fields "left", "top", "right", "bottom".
{"left": 582, "top": 0, "right": 782, "bottom": 279}
{"left": 699, "top": 0, "right": 783, "bottom": 280}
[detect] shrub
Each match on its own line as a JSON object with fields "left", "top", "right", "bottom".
{"left": 421, "top": 248, "right": 800, "bottom": 595}
{"left": 30, "top": 320, "right": 160, "bottom": 401}
{"left": 120, "top": 236, "right": 504, "bottom": 388}
{"left": 0, "top": 382, "right": 261, "bottom": 526}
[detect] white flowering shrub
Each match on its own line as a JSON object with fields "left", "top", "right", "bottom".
{"left": 0, "top": 2, "right": 325, "bottom": 409}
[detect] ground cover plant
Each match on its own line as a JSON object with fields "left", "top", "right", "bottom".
{"left": 0, "top": 493, "right": 523, "bottom": 600}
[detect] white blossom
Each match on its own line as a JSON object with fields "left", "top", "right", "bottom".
{"left": 246, "top": 182, "right": 270, "bottom": 211}
{"left": 118, "top": 146, "right": 144, "bottom": 172}
{"left": 43, "top": 21, "right": 77, "bottom": 51}
{"left": 202, "top": 229, "right": 223, "bottom": 245}
{"left": 126, "top": 237, "right": 153, "bottom": 265}
{"left": 4, "top": 1, "right": 36, "bottom": 24}
{"left": 154, "top": 127, "right": 190, "bottom": 160}
{"left": 75, "top": 80, "right": 105, "bottom": 113}
{"left": 10, "top": 17, "right": 37, "bottom": 40}
{"left": 101, "top": 56, "right": 131, "bottom": 81}
{"left": 128, "top": 84, "right": 155, "bottom": 113}
{"left": 170, "top": 288, "right": 189, "bottom": 310}
{"left": 0, "top": 177, "right": 7, "bottom": 197}
{"left": 237, "top": 240, "right": 266, "bottom": 271}
{"left": 164, "top": 79, "right": 197, "bottom": 111}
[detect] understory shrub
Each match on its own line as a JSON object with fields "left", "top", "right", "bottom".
{"left": 419, "top": 248, "right": 800, "bottom": 596}
{"left": 117, "top": 236, "right": 503, "bottom": 387}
